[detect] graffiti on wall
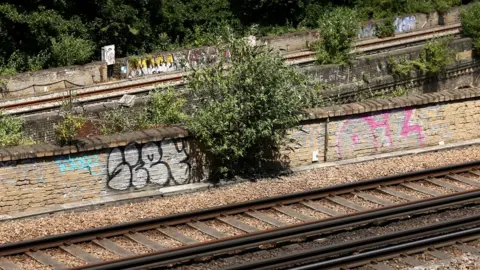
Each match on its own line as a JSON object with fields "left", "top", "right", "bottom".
{"left": 335, "top": 108, "right": 425, "bottom": 158}
{"left": 358, "top": 22, "right": 377, "bottom": 39}
{"left": 394, "top": 16, "right": 416, "bottom": 33}
{"left": 106, "top": 139, "right": 192, "bottom": 190}
{"left": 126, "top": 46, "right": 228, "bottom": 78}
{"left": 56, "top": 155, "right": 101, "bottom": 176}
{"left": 290, "top": 125, "right": 324, "bottom": 149}
{"left": 0, "top": 155, "right": 101, "bottom": 199}
{"left": 127, "top": 53, "right": 183, "bottom": 78}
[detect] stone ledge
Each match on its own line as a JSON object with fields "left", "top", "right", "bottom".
{"left": 304, "top": 87, "right": 480, "bottom": 120}
{"left": 0, "top": 125, "right": 188, "bottom": 162}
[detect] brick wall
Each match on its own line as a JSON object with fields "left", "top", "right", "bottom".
{"left": 288, "top": 88, "right": 480, "bottom": 166}
{"left": 3, "top": 88, "right": 480, "bottom": 214}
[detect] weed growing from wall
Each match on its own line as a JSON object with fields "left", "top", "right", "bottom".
{"left": 54, "top": 94, "right": 86, "bottom": 145}
{"left": 388, "top": 38, "right": 454, "bottom": 78}
{"left": 0, "top": 111, "right": 33, "bottom": 147}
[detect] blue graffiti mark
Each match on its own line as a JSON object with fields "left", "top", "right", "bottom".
{"left": 394, "top": 16, "right": 416, "bottom": 33}
{"left": 56, "top": 155, "right": 101, "bottom": 176}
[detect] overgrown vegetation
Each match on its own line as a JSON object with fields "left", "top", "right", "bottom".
{"left": 388, "top": 38, "right": 454, "bottom": 78}
{"left": 375, "top": 18, "right": 395, "bottom": 38}
{"left": 142, "top": 88, "right": 187, "bottom": 127}
{"left": 54, "top": 96, "right": 86, "bottom": 145}
{"left": 183, "top": 30, "right": 312, "bottom": 180}
{"left": 461, "top": 1, "right": 480, "bottom": 51}
{"left": 313, "top": 7, "right": 360, "bottom": 65}
{"left": 0, "top": 111, "right": 32, "bottom": 147}
{"left": 0, "top": 0, "right": 465, "bottom": 74}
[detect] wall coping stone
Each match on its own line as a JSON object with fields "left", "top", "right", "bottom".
{"left": 304, "top": 87, "right": 480, "bottom": 120}
{"left": 0, "top": 125, "right": 188, "bottom": 162}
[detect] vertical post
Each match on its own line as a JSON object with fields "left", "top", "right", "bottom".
{"left": 324, "top": 117, "right": 329, "bottom": 162}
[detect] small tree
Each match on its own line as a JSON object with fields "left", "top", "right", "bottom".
{"left": 54, "top": 95, "right": 86, "bottom": 145}
{"left": 186, "top": 30, "right": 310, "bottom": 180}
{"left": 461, "top": 1, "right": 480, "bottom": 51}
{"left": 314, "top": 7, "right": 360, "bottom": 65}
{"left": 50, "top": 35, "right": 95, "bottom": 66}
{"left": 144, "top": 88, "right": 187, "bottom": 126}
{"left": 0, "top": 111, "right": 32, "bottom": 147}
{"left": 375, "top": 18, "right": 395, "bottom": 38}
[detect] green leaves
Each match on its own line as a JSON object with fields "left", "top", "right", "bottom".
{"left": 0, "top": 111, "right": 33, "bottom": 147}
{"left": 314, "top": 7, "right": 360, "bottom": 65}
{"left": 388, "top": 38, "right": 454, "bottom": 78}
{"left": 461, "top": 1, "right": 480, "bottom": 51}
{"left": 50, "top": 35, "right": 95, "bottom": 66}
{"left": 185, "top": 32, "right": 309, "bottom": 179}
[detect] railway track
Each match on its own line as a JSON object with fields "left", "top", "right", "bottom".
{"left": 1, "top": 23, "right": 461, "bottom": 116}
{"left": 225, "top": 213, "right": 480, "bottom": 270}
{"left": 1, "top": 159, "right": 480, "bottom": 269}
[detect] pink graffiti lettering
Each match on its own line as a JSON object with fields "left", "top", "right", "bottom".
{"left": 336, "top": 109, "right": 425, "bottom": 159}
{"left": 336, "top": 113, "right": 391, "bottom": 158}
{"left": 400, "top": 109, "right": 424, "bottom": 146}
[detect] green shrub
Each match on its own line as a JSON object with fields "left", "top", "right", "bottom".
{"left": 461, "top": 1, "right": 480, "bottom": 51}
{"left": 375, "top": 18, "right": 395, "bottom": 38}
{"left": 50, "top": 35, "right": 94, "bottom": 66}
{"left": 143, "top": 87, "right": 187, "bottom": 127}
{"left": 185, "top": 30, "right": 310, "bottom": 179}
{"left": 388, "top": 38, "right": 454, "bottom": 78}
{"left": 314, "top": 7, "right": 360, "bottom": 65}
{"left": 0, "top": 112, "right": 33, "bottom": 147}
{"left": 99, "top": 106, "right": 140, "bottom": 135}
{"left": 54, "top": 97, "right": 86, "bottom": 144}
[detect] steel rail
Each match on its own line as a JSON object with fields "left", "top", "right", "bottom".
{"left": 0, "top": 24, "right": 461, "bottom": 115}
{"left": 224, "top": 214, "right": 480, "bottom": 270}
{"left": 70, "top": 189, "right": 480, "bottom": 270}
{"left": 1, "top": 159, "right": 479, "bottom": 258}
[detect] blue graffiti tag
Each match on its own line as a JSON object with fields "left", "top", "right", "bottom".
{"left": 55, "top": 155, "right": 101, "bottom": 176}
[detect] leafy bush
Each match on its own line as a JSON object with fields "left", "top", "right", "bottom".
{"left": 54, "top": 97, "right": 86, "bottom": 144}
{"left": 50, "top": 35, "right": 94, "bottom": 66}
{"left": 0, "top": 112, "right": 33, "bottom": 147}
{"left": 185, "top": 30, "right": 310, "bottom": 179}
{"left": 143, "top": 87, "right": 187, "bottom": 127}
{"left": 388, "top": 38, "right": 454, "bottom": 77}
{"left": 375, "top": 18, "right": 395, "bottom": 38}
{"left": 461, "top": 1, "right": 480, "bottom": 50}
{"left": 420, "top": 38, "right": 455, "bottom": 75}
{"left": 313, "top": 7, "right": 360, "bottom": 65}
{"left": 99, "top": 106, "right": 139, "bottom": 135}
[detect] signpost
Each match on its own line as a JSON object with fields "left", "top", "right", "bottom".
{"left": 101, "top": 45, "right": 115, "bottom": 78}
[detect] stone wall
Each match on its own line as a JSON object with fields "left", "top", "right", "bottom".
{"left": 302, "top": 38, "right": 474, "bottom": 86}
{"left": 288, "top": 88, "right": 480, "bottom": 166}
{"left": 2, "top": 88, "right": 480, "bottom": 214}
{"left": 0, "top": 62, "right": 107, "bottom": 97}
{"left": 0, "top": 127, "right": 197, "bottom": 213}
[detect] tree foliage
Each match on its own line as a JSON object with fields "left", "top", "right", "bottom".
{"left": 185, "top": 31, "right": 310, "bottom": 179}
{"left": 0, "top": 0, "right": 465, "bottom": 74}
{"left": 314, "top": 7, "right": 360, "bottom": 65}
{"left": 388, "top": 37, "right": 454, "bottom": 78}
{"left": 461, "top": 1, "right": 480, "bottom": 50}
{"left": 0, "top": 111, "right": 32, "bottom": 147}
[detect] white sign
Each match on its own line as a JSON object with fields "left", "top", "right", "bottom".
{"left": 101, "top": 45, "right": 115, "bottom": 65}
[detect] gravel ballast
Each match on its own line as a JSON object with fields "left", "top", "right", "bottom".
{"left": 171, "top": 206, "right": 480, "bottom": 270}
{"left": 2, "top": 145, "right": 480, "bottom": 244}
